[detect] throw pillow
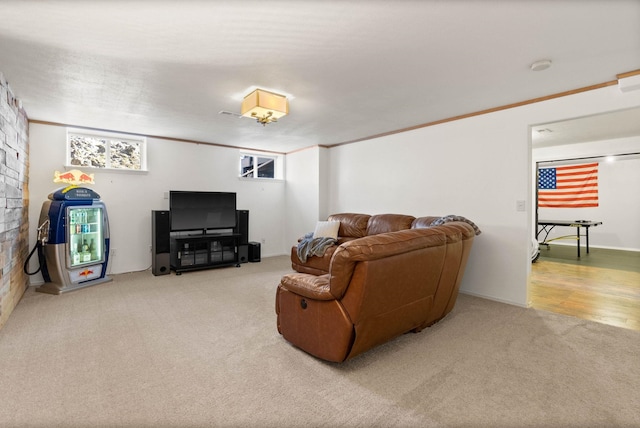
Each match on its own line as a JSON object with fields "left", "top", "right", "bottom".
{"left": 313, "top": 221, "right": 340, "bottom": 239}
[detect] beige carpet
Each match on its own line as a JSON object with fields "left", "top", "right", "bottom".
{"left": 1, "top": 255, "right": 638, "bottom": 427}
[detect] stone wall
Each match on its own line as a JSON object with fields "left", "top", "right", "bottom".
{"left": 0, "top": 72, "right": 30, "bottom": 330}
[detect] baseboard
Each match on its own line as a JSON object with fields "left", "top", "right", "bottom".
{"left": 545, "top": 242, "right": 640, "bottom": 252}
{"left": 260, "top": 251, "right": 288, "bottom": 258}
{"left": 459, "top": 290, "right": 528, "bottom": 308}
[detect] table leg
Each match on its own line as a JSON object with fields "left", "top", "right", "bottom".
{"left": 586, "top": 226, "right": 590, "bottom": 254}
{"left": 576, "top": 226, "right": 581, "bottom": 258}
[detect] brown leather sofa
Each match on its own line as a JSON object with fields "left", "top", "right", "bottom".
{"left": 276, "top": 213, "right": 477, "bottom": 362}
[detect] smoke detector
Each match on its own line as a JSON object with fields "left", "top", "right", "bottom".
{"left": 530, "top": 59, "right": 552, "bottom": 72}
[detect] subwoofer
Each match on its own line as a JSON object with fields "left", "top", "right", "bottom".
{"left": 248, "top": 241, "right": 261, "bottom": 262}
{"left": 152, "top": 210, "right": 171, "bottom": 276}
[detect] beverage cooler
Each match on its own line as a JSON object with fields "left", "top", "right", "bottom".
{"left": 37, "top": 187, "right": 111, "bottom": 294}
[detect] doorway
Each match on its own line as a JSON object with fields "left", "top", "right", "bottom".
{"left": 529, "top": 108, "right": 640, "bottom": 331}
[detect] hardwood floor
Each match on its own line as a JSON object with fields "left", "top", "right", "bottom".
{"left": 529, "top": 245, "right": 640, "bottom": 331}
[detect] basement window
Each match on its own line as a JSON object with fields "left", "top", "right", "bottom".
{"left": 239, "top": 152, "right": 283, "bottom": 179}
{"left": 67, "top": 129, "right": 147, "bottom": 171}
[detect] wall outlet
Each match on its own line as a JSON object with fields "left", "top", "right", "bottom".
{"left": 164, "top": 191, "right": 169, "bottom": 199}
{"left": 516, "top": 200, "right": 526, "bottom": 212}
{"left": 261, "top": 238, "right": 266, "bottom": 245}
{"left": 110, "top": 248, "right": 116, "bottom": 257}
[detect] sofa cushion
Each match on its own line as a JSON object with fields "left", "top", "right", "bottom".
{"left": 327, "top": 213, "right": 371, "bottom": 238}
{"left": 366, "top": 214, "right": 416, "bottom": 235}
{"left": 313, "top": 220, "right": 340, "bottom": 239}
{"left": 290, "top": 245, "right": 338, "bottom": 276}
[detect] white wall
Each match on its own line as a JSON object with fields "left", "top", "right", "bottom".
{"left": 284, "top": 146, "right": 322, "bottom": 246}
{"left": 325, "top": 85, "right": 640, "bottom": 306}
{"left": 27, "top": 123, "right": 286, "bottom": 283}
{"left": 327, "top": 113, "right": 532, "bottom": 306}
{"left": 534, "top": 137, "right": 640, "bottom": 251}
{"left": 318, "top": 146, "right": 330, "bottom": 220}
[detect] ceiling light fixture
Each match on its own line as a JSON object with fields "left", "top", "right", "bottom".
{"left": 241, "top": 89, "right": 289, "bottom": 125}
{"left": 530, "top": 59, "right": 552, "bottom": 72}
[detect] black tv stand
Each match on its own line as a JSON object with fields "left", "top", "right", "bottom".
{"left": 170, "top": 232, "right": 241, "bottom": 274}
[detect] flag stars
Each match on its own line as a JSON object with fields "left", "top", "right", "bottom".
{"left": 538, "top": 168, "right": 557, "bottom": 189}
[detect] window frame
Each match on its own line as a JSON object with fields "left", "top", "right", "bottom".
{"left": 239, "top": 151, "right": 283, "bottom": 180}
{"left": 66, "top": 128, "right": 148, "bottom": 172}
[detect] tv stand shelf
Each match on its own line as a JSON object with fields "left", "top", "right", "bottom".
{"left": 170, "top": 233, "right": 240, "bottom": 274}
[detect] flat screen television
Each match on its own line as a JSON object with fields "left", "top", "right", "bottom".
{"left": 169, "top": 191, "right": 237, "bottom": 232}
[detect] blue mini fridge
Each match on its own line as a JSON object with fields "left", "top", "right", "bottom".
{"left": 37, "top": 187, "right": 112, "bottom": 294}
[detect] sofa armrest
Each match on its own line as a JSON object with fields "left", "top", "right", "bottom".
{"left": 279, "top": 273, "right": 335, "bottom": 301}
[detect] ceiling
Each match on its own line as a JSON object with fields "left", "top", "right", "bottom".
{"left": 1, "top": 1, "right": 639, "bottom": 153}
{"left": 532, "top": 106, "right": 640, "bottom": 148}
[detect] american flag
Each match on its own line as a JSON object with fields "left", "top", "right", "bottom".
{"left": 538, "top": 163, "right": 599, "bottom": 208}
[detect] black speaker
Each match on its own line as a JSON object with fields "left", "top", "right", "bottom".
{"left": 235, "top": 210, "right": 249, "bottom": 245}
{"left": 152, "top": 210, "right": 171, "bottom": 276}
{"left": 248, "top": 241, "right": 261, "bottom": 262}
{"left": 238, "top": 244, "right": 249, "bottom": 264}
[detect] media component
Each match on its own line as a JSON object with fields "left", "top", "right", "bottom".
{"left": 163, "top": 191, "right": 254, "bottom": 274}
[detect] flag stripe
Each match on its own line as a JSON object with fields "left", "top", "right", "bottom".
{"left": 555, "top": 163, "right": 598, "bottom": 171}
{"left": 556, "top": 168, "right": 598, "bottom": 175}
{"left": 539, "top": 199, "right": 598, "bottom": 203}
{"left": 555, "top": 183, "right": 597, "bottom": 189}
{"left": 539, "top": 203, "right": 599, "bottom": 208}
{"left": 538, "top": 162, "right": 599, "bottom": 208}
{"left": 539, "top": 188, "right": 598, "bottom": 194}
{"left": 548, "top": 193, "right": 598, "bottom": 197}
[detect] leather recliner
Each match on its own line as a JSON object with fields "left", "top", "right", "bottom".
{"left": 276, "top": 213, "right": 477, "bottom": 362}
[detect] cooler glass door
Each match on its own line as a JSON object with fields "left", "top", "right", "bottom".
{"left": 67, "top": 206, "right": 105, "bottom": 268}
